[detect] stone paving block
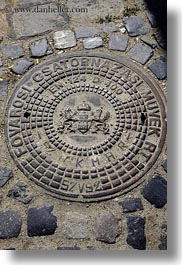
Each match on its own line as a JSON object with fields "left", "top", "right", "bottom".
{"left": 0, "top": 44, "right": 24, "bottom": 60}
{"left": 29, "top": 38, "right": 53, "bottom": 58}
{"left": 83, "top": 37, "right": 103, "bottom": 49}
{"left": 128, "top": 43, "right": 153, "bottom": 64}
{"left": 101, "top": 22, "right": 120, "bottom": 33}
{"left": 11, "top": 59, "right": 34, "bottom": 75}
{"left": 123, "top": 16, "right": 150, "bottom": 37}
{"left": 140, "top": 36, "right": 157, "bottom": 48}
{"left": 148, "top": 57, "right": 167, "bottom": 80}
{"left": 162, "top": 160, "right": 167, "bottom": 172}
{"left": 153, "top": 31, "right": 166, "bottom": 49}
{"left": 0, "top": 210, "right": 22, "bottom": 239}
{"left": 54, "top": 30, "right": 77, "bottom": 49}
{"left": 109, "top": 34, "right": 129, "bottom": 51}
{"left": 119, "top": 198, "right": 144, "bottom": 213}
{"left": 7, "top": 181, "right": 33, "bottom": 204}
{"left": 0, "top": 80, "right": 9, "bottom": 101}
{"left": 0, "top": 167, "right": 13, "bottom": 187}
{"left": 10, "top": 3, "right": 68, "bottom": 39}
{"left": 141, "top": 175, "right": 167, "bottom": 208}
{"left": 27, "top": 205, "right": 57, "bottom": 237}
{"left": 63, "top": 213, "right": 89, "bottom": 239}
{"left": 95, "top": 212, "right": 121, "bottom": 244}
{"left": 147, "top": 10, "right": 158, "bottom": 27}
{"left": 0, "top": 0, "right": 6, "bottom": 10}
{"left": 127, "top": 216, "right": 146, "bottom": 250}
{"left": 75, "top": 26, "right": 98, "bottom": 39}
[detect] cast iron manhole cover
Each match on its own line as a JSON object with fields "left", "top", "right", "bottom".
{"left": 5, "top": 52, "right": 167, "bottom": 202}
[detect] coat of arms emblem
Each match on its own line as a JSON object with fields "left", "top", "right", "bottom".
{"left": 57, "top": 101, "right": 111, "bottom": 135}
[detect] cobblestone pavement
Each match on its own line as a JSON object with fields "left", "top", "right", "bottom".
{"left": 0, "top": 0, "right": 167, "bottom": 250}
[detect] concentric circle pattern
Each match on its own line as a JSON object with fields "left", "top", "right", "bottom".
{"left": 5, "top": 52, "right": 167, "bottom": 202}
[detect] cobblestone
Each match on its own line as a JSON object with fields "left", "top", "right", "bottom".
{"left": 0, "top": 167, "right": 13, "bottom": 187}
{"left": 95, "top": 212, "right": 121, "bottom": 244}
{"left": 141, "top": 175, "right": 167, "bottom": 208}
{"left": 11, "top": 59, "right": 34, "bottom": 75}
{"left": 27, "top": 205, "right": 57, "bottom": 237}
{"left": 123, "top": 16, "right": 150, "bottom": 37}
{"left": 53, "top": 30, "right": 77, "bottom": 49}
{"left": 154, "top": 31, "right": 166, "bottom": 49}
{"left": 147, "top": 11, "right": 158, "bottom": 27}
{"left": 83, "top": 37, "right": 103, "bottom": 49}
{"left": 63, "top": 213, "right": 89, "bottom": 239}
{"left": 0, "top": 0, "right": 6, "bottom": 10}
{"left": 0, "top": 44, "right": 24, "bottom": 60}
{"left": 127, "top": 216, "right": 146, "bottom": 250}
{"left": 128, "top": 43, "right": 153, "bottom": 64}
{"left": 7, "top": 181, "right": 33, "bottom": 204}
{"left": 162, "top": 160, "right": 167, "bottom": 172}
{"left": 0, "top": 210, "right": 22, "bottom": 239}
{"left": 0, "top": 80, "right": 8, "bottom": 101}
{"left": 119, "top": 198, "right": 143, "bottom": 213}
{"left": 109, "top": 34, "right": 129, "bottom": 51}
{"left": 29, "top": 38, "right": 53, "bottom": 58}
{"left": 148, "top": 57, "right": 167, "bottom": 80}
{"left": 75, "top": 26, "right": 98, "bottom": 39}
{"left": 101, "top": 22, "right": 120, "bottom": 33}
{"left": 140, "top": 36, "right": 157, "bottom": 48}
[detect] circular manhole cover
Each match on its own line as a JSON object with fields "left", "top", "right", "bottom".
{"left": 5, "top": 52, "right": 167, "bottom": 202}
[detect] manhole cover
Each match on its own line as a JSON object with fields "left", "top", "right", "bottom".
{"left": 5, "top": 52, "right": 167, "bottom": 202}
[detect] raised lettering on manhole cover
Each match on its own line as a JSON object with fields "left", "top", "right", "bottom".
{"left": 5, "top": 52, "right": 167, "bottom": 202}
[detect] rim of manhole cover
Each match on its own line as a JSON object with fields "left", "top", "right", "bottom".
{"left": 5, "top": 51, "right": 167, "bottom": 202}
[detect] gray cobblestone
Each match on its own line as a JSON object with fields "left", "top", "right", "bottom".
{"left": 95, "top": 212, "right": 121, "bottom": 244}
{"left": 109, "top": 34, "right": 129, "bottom": 51}
{"left": 75, "top": 26, "right": 98, "bottom": 39}
{"left": 54, "top": 30, "right": 77, "bottom": 49}
{"left": 0, "top": 210, "right": 22, "bottom": 239}
{"left": 0, "top": 167, "right": 13, "bottom": 187}
{"left": 123, "top": 16, "right": 150, "bottom": 37}
{"left": 0, "top": 44, "right": 24, "bottom": 60}
{"left": 127, "top": 216, "right": 146, "bottom": 250}
{"left": 83, "top": 37, "right": 103, "bottom": 49}
{"left": 0, "top": 80, "right": 9, "bottom": 101}
{"left": 11, "top": 59, "right": 34, "bottom": 75}
{"left": 0, "top": 0, "right": 6, "bottom": 10}
{"left": 29, "top": 38, "right": 53, "bottom": 58}
{"left": 27, "top": 205, "right": 57, "bottom": 237}
{"left": 147, "top": 11, "right": 157, "bottom": 27}
{"left": 63, "top": 213, "right": 89, "bottom": 239}
{"left": 7, "top": 181, "right": 33, "bottom": 204}
{"left": 128, "top": 43, "right": 153, "bottom": 64}
{"left": 119, "top": 198, "right": 143, "bottom": 213}
{"left": 102, "top": 22, "right": 120, "bottom": 33}
{"left": 142, "top": 175, "right": 167, "bottom": 208}
{"left": 148, "top": 57, "right": 167, "bottom": 80}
